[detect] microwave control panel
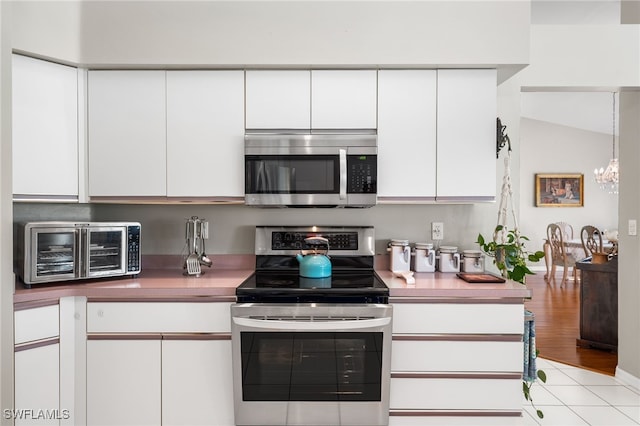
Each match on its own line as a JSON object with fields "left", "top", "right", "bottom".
{"left": 347, "top": 155, "right": 377, "bottom": 193}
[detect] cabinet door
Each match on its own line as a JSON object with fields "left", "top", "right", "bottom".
{"left": 162, "top": 339, "right": 234, "bottom": 426}
{"left": 86, "top": 339, "right": 161, "bottom": 426}
{"left": 245, "top": 70, "right": 311, "bottom": 129}
{"left": 436, "top": 69, "right": 497, "bottom": 201}
{"left": 12, "top": 55, "right": 78, "bottom": 200}
{"left": 166, "top": 71, "right": 245, "bottom": 197}
{"left": 14, "top": 343, "right": 60, "bottom": 426}
{"left": 311, "top": 70, "right": 377, "bottom": 129}
{"left": 88, "top": 71, "right": 166, "bottom": 197}
{"left": 377, "top": 70, "right": 437, "bottom": 199}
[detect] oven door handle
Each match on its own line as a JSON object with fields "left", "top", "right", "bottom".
{"left": 232, "top": 316, "right": 391, "bottom": 331}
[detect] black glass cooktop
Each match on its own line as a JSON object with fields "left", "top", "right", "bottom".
{"left": 236, "top": 270, "right": 389, "bottom": 304}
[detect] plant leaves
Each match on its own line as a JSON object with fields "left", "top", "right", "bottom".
{"left": 537, "top": 369, "right": 547, "bottom": 383}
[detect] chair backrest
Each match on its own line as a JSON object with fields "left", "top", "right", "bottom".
{"left": 547, "top": 223, "right": 568, "bottom": 265}
{"left": 556, "top": 221, "right": 574, "bottom": 241}
{"left": 581, "top": 225, "right": 603, "bottom": 257}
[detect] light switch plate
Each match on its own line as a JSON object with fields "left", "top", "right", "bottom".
{"left": 629, "top": 219, "right": 637, "bottom": 236}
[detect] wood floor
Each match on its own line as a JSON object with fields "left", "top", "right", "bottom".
{"left": 524, "top": 270, "right": 618, "bottom": 376}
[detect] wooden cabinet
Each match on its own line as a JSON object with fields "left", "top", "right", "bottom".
{"left": 311, "top": 70, "right": 378, "bottom": 129}
{"left": 14, "top": 302, "right": 61, "bottom": 426}
{"left": 88, "top": 70, "right": 166, "bottom": 197}
{"left": 377, "top": 70, "right": 437, "bottom": 199}
{"left": 245, "top": 70, "right": 377, "bottom": 130}
{"left": 576, "top": 258, "right": 618, "bottom": 351}
{"left": 389, "top": 301, "right": 524, "bottom": 421}
{"left": 12, "top": 54, "right": 79, "bottom": 201}
{"left": 245, "top": 70, "right": 311, "bottom": 129}
{"left": 86, "top": 301, "right": 234, "bottom": 426}
{"left": 436, "top": 69, "right": 497, "bottom": 201}
{"left": 88, "top": 70, "right": 244, "bottom": 199}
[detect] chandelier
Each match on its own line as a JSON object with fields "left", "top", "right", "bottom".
{"left": 594, "top": 92, "right": 619, "bottom": 194}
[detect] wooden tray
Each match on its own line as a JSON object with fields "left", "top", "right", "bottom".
{"left": 456, "top": 273, "right": 506, "bottom": 283}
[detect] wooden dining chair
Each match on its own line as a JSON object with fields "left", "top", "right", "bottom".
{"left": 556, "top": 221, "right": 574, "bottom": 241}
{"left": 580, "top": 225, "right": 604, "bottom": 257}
{"left": 546, "top": 223, "right": 579, "bottom": 286}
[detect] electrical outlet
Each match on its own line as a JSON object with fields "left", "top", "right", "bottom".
{"left": 432, "top": 222, "right": 444, "bottom": 240}
{"left": 629, "top": 219, "right": 637, "bottom": 236}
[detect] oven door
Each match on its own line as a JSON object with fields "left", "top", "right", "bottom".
{"left": 231, "top": 303, "right": 392, "bottom": 426}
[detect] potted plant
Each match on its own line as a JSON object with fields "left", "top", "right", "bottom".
{"left": 477, "top": 224, "right": 547, "bottom": 419}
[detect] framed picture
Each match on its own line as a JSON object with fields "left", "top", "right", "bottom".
{"left": 535, "top": 173, "right": 584, "bottom": 207}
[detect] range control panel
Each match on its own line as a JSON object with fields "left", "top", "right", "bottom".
{"left": 271, "top": 231, "right": 359, "bottom": 251}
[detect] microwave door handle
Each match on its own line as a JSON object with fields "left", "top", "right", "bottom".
{"left": 339, "top": 149, "right": 347, "bottom": 200}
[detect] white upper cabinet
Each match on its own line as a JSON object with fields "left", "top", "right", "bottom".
{"left": 377, "top": 70, "right": 437, "bottom": 199}
{"left": 88, "top": 70, "right": 244, "bottom": 199}
{"left": 245, "top": 70, "right": 311, "bottom": 129}
{"left": 166, "top": 71, "right": 245, "bottom": 198}
{"left": 245, "top": 70, "right": 377, "bottom": 130}
{"left": 311, "top": 70, "right": 378, "bottom": 129}
{"left": 12, "top": 54, "right": 79, "bottom": 201}
{"left": 88, "top": 70, "right": 167, "bottom": 197}
{"left": 436, "top": 69, "right": 497, "bottom": 201}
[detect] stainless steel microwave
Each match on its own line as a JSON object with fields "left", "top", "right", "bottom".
{"left": 244, "top": 130, "right": 377, "bottom": 207}
{"left": 16, "top": 221, "right": 141, "bottom": 286}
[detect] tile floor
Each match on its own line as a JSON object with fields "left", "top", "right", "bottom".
{"left": 522, "top": 358, "right": 640, "bottom": 425}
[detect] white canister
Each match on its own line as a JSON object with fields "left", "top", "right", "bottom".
{"left": 413, "top": 242, "right": 435, "bottom": 272}
{"left": 462, "top": 250, "right": 485, "bottom": 273}
{"left": 388, "top": 239, "right": 411, "bottom": 272}
{"left": 438, "top": 245, "right": 460, "bottom": 273}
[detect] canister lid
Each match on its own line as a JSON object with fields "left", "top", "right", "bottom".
{"left": 415, "top": 242, "right": 433, "bottom": 249}
{"left": 390, "top": 239, "right": 409, "bottom": 246}
{"left": 439, "top": 245, "right": 458, "bottom": 253}
{"left": 463, "top": 250, "right": 483, "bottom": 258}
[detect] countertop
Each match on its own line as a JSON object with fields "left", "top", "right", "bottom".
{"left": 14, "top": 255, "right": 531, "bottom": 304}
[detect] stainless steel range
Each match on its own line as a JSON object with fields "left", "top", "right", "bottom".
{"left": 231, "top": 226, "right": 391, "bottom": 426}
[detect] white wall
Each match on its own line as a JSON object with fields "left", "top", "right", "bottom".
{"left": 617, "top": 91, "right": 640, "bottom": 385}
{"left": 520, "top": 24, "right": 640, "bottom": 87}
{"left": 12, "top": 0, "right": 530, "bottom": 82}
{"left": 0, "top": 0, "right": 13, "bottom": 416}
{"left": 519, "top": 117, "right": 619, "bottom": 255}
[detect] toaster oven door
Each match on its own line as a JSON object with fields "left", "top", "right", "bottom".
{"left": 83, "top": 226, "right": 128, "bottom": 278}
{"left": 28, "top": 226, "right": 79, "bottom": 284}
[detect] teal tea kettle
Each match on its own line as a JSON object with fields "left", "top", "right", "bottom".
{"left": 296, "top": 237, "right": 332, "bottom": 278}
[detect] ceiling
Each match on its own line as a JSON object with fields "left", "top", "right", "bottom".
{"left": 521, "top": 92, "right": 617, "bottom": 135}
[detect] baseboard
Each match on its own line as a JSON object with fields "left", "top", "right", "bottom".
{"left": 616, "top": 366, "right": 640, "bottom": 391}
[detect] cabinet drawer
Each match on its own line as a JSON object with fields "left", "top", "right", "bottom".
{"left": 392, "top": 303, "right": 523, "bottom": 334}
{"left": 87, "top": 302, "right": 232, "bottom": 333}
{"left": 15, "top": 304, "right": 60, "bottom": 344}
{"left": 391, "top": 340, "right": 523, "bottom": 373}
{"left": 390, "top": 377, "right": 522, "bottom": 411}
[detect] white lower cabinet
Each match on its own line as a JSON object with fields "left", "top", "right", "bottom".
{"left": 85, "top": 301, "right": 234, "bottom": 426}
{"left": 87, "top": 339, "right": 161, "bottom": 426}
{"left": 389, "top": 301, "right": 524, "bottom": 421}
{"left": 14, "top": 302, "right": 61, "bottom": 426}
{"left": 14, "top": 343, "right": 61, "bottom": 426}
{"left": 162, "top": 339, "right": 234, "bottom": 426}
